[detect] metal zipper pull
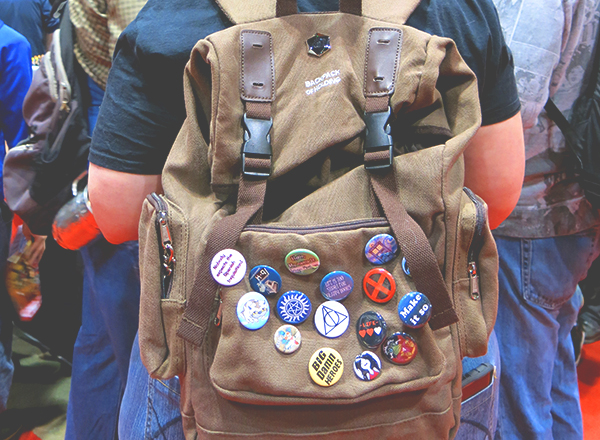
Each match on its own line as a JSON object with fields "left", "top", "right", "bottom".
{"left": 214, "top": 298, "right": 223, "bottom": 327}
{"left": 158, "top": 210, "right": 176, "bottom": 277}
{"left": 468, "top": 261, "right": 480, "bottom": 300}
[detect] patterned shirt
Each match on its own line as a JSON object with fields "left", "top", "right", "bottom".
{"left": 493, "top": 0, "right": 600, "bottom": 237}
{"left": 70, "top": 0, "right": 147, "bottom": 89}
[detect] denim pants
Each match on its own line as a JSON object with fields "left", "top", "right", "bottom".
{"left": 0, "top": 202, "right": 13, "bottom": 413}
{"left": 494, "top": 228, "right": 600, "bottom": 440}
{"left": 119, "top": 326, "right": 501, "bottom": 439}
{"left": 119, "top": 335, "right": 185, "bottom": 440}
{"left": 65, "top": 238, "right": 141, "bottom": 439}
{"left": 456, "top": 331, "right": 501, "bottom": 440}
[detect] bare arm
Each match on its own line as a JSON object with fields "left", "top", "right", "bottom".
{"left": 464, "top": 112, "right": 525, "bottom": 230}
{"left": 88, "top": 163, "right": 162, "bottom": 244}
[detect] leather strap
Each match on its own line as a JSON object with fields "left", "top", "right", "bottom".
{"left": 241, "top": 31, "right": 275, "bottom": 103}
{"left": 370, "top": 171, "right": 458, "bottom": 330}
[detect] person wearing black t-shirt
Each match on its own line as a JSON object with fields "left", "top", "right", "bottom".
{"left": 88, "top": 1, "right": 524, "bottom": 438}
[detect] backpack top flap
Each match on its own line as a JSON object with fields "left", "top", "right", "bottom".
{"left": 162, "top": 8, "right": 481, "bottom": 198}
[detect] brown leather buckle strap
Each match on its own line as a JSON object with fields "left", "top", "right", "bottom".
{"left": 369, "top": 171, "right": 458, "bottom": 330}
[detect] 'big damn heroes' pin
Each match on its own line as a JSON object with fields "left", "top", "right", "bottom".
{"left": 309, "top": 347, "right": 344, "bottom": 386}
{"left": 356, "top": 311, "right": 387, "bottom": 348}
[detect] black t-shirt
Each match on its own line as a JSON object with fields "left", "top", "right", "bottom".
{"left": 89, "top": 0, "right": 520, "bottom": 174}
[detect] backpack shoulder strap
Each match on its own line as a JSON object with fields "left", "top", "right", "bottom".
{"left": 214, "top": 0, "right": 421, "bottom": 25}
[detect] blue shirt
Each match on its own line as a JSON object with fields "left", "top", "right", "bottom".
{"left": 0, "top": 20, "right": 32, "bottom": 196}
{"left": 90, "top": 0, "right": 520, "bottom": 174}
{"left": 0, "top": 0, "right": 59, "bottom": 57}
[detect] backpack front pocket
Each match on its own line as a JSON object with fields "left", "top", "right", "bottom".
{"left": 209, "top": 219, "right": 454, "bottom": 405}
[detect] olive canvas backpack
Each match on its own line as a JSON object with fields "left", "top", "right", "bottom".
{"left": 137, "top": 1, "right": 499, "bottom": 438}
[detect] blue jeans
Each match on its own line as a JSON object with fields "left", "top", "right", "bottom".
{"left": 457, "top": 331, "right": 501, "bottom": 440}
{"left": 494, "top": 228, "right": 600, "bottom": 440}
{"left": 65, "top": 238, "right": 141, "bottom": 439}
{"left": 119, "top": 334, "right": 185, "bottom": 440}
{"left": 0, "top": 202, "right": 13, "bottom": 412}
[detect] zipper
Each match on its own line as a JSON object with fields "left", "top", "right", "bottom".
{"left": 148, "top": 193, "right": 175, "bottom": 298}
{"left": 463, "top": 187, "right": 486, "bottom": 300}
{"left": 243, "top": 218, "right": 389, "bottom": 235}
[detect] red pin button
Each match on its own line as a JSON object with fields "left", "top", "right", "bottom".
{"left": 363, "top": 268, "right": 396, "bottom": 303}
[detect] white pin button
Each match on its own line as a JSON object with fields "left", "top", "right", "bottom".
{"left": 210, "top": 249, "right": 247, "bottom": 286}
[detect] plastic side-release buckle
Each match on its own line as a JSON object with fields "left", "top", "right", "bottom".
{"left": 364, "top": 107, "right": 393, "bottom": 171}
{"left": 242, "top": 113, "right": 272, "bottom": 178}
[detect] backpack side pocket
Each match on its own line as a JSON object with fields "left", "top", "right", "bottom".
{"left": 453, "top": 188, "right": 498, "bottom": 358}
{"left": 138, "top": 194, "right": 188, "bottom": 379}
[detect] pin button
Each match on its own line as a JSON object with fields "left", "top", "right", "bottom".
{"left": 210, "top": 249, "right": 247, "bottom": 287}
{"left": 314, "top": 301, "right": 350, "bottom": 338}
{"left": 398, "top": 291, "right": 431, "bottom": 328}
{"left": 285, "top": 249, "right": 320, "bottom": 275}
{"left": 353, "top": 351, "right": 382, "bottom": 381}
{"left": 365, "top": 234, "right": 398, "bottom": 264}
{"left": 236, "top": 292, "right": 270, "bottom": 330}
{"left": 382, "top": 332, "right": 417, "bottom": 365}
{"left": 249, "top": 265, "right": 281, "bottom": 296}
{"left": 276, "top": 291, "right": 312, "bottom": 324}
{"left": 356, "top": 311, "right": 387, "bottom": 348}
{"left": 273, "top": 325, "right": 302, "bottom": 354}
{"left": 320, "top": 271, "right": 354, "bottom": 301}
{"left": 363, "top": 268, "right": 396, "bottom": 303}
{"left": 309, "top": 348, "right": 344, "bottom": 386}
{"left": 402, "top": 257, "right": 411, "bottom": 277}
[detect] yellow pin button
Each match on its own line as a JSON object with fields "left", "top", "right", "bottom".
{"left": 308, "top": 348, "right": 344, "bottom": 387}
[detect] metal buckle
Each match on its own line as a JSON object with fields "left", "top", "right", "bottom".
{"left": 242, "top": 113, "right": 272, "bottom": 178}
{"left": 363, "top": 107, "right": 393, "bottom": 170}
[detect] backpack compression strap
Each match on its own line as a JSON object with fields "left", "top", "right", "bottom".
{"left": 177, "top": 32, "right": 276, "bottom": 347}
{"left": 215, "top": 0, "right": 422, "bottom": 25}
{"left": 363, "top": 28, "right": 459, "bottom": 330}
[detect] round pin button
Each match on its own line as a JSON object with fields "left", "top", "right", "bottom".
{"left": 402, "top": 257, "right": 411, "bottom": 277}
{"left": 398, "top": 291, "right": 432, "bottom": 329}
{"left": 285, "top": 249, "right": 320, "bottom": 275}
{"left": 382, "top": 332, "right": 418, "bottom": 365}
{"left": 356, "top": 311, "right": 387, "bottom": 348}
{"left": 236, "top": 292, "right": 270, "bottom": 330}
{"left": 320, "top": 271, "right": 354, "bottom": 301}
{"left": 314, "top": 301, "right": 350, "bottom": 338}
{"left": 273, "top": 324, "right": 302, "bottom": 354}
{"left": 365, "top": 234, "right": 398, "bottom": 264}
{"left": 211, "top": 249, "right": 247, "bottom": 287}
{"left": 363, "top": 268, "right": 396, "bottom": 303}
{"left": 276, "top": 291, "right": 312, "bottom": 324}
{"left": 249, "top": 265, "right": 282, "bottom": 297}
{"left": 308, "top": 347, "right": 344, "bottom": 387}
{"left": 353, "top": 351, "right": 382, "bottom": 381}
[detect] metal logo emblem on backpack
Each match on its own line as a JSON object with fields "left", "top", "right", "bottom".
{"left": 307, "top": 33, "right": 331, "bottom": 57}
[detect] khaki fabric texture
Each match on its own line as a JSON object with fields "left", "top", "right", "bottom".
{"left": 138, "top": 5, "right": 496, "bottom": 440}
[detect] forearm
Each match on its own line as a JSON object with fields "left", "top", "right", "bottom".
{"left": 88, "top": 163, "right": 162, "bottom": 244}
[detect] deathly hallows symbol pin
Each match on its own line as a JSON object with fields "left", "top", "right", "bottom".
{"left": 307, "top": 33, "right": 331, "bottom": 57}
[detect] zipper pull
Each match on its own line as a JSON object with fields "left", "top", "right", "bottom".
{"left": 158, "top": 211, "right": 176, "bottom": 276}
{"left": 214, "top": 298, "right": 223, "bottom": 327}
{"left": 468, "top": 261, "right": 480, "bottom": 300}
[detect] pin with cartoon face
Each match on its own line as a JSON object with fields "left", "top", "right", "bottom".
{"left": 353, "top": 351, "right": 382, "bottom": 381}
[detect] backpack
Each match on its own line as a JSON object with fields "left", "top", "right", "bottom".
{"left": 545, "top": 23, "right": 600, "bottom": 209}
{"left": 137, "top": 1, "right": 499, "bottom": 438}
{"left": 2, "top": 3, "right": 90, "bottom": 236}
